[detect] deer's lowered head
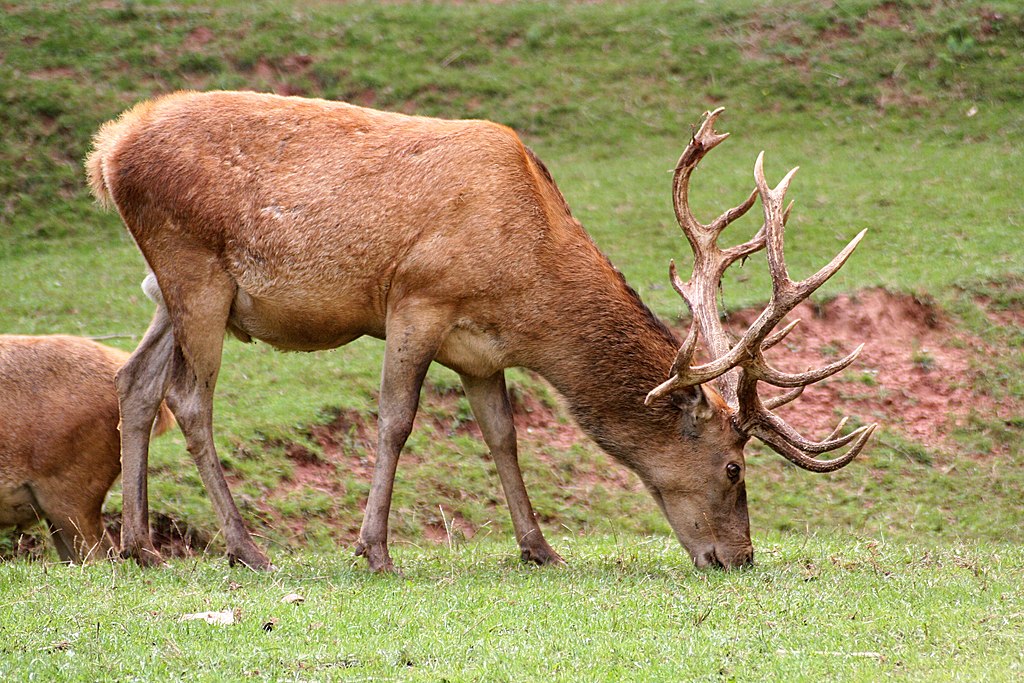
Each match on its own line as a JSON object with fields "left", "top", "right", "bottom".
{"left": 637, "top": 108, "right": 876, "bottom": 567}
{"left": 634, "top": 382, "right": 753, "bottom": 569}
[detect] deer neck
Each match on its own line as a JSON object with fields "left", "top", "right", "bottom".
{"left": 522, "top": 253, "right": 681, "bottom": 464}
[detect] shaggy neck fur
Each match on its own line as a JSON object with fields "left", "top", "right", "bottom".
{"left": 523, "top": 238, "right": 685, "bottom": 466}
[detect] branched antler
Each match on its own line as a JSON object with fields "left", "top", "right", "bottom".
{"left": 646, "top": 108, "right": 876, "bottom": 472}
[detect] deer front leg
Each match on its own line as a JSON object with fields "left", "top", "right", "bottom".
{"left": 116, "top": 308, "right": 175, "bottom": 567}
{"left": 461, "top": 373, "right": 564, "bottom": 566}
{"left": 355, "top": 309, "right": 448, "bottom": 573}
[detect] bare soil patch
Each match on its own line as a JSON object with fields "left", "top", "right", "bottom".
{"left": 863, "top": 2, "right": 906, "bottom": 31}
{"left": 249, "top": 55, "right": 315, "bottom": 97}
{"left": 723, "top": 288, "right": 1018, "bottom": 451}
{"left": 424, "top": 510, "right": 476, "bottom": 544}
{"left": 972, "top": 278, "right": 1024, "bottom": 329}
{"left": 27, "top": 67, "right": 76, "bottom": 80}
{"left": 184, "top": 26, "right": 215, "bottom": 50}
{"left": 104, "top": 512, "right": 210, "bottom": 560}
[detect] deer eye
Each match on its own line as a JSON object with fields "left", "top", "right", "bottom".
{"left": 725, "top": 462, "right": 742, "bottom": 482}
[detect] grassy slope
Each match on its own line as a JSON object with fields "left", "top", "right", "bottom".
{"left": 1, "top": 535, "right": 1022, "bottom": 681}
{"left": 1, "top": 0, "right": 1022, "bottom": 560}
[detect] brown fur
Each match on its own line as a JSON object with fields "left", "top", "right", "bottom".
{"left": 88, "top": 91, "right": 753, "bottom": 571}
{"left": 0, "top": 335, "right": 173, "bottom": 562}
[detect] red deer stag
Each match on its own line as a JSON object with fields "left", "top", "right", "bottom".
{"left": 0, "top": 335, "right": 174, "bottom": 562}
{"left": 86, "top": 92, "right": 874, "bottom": 571}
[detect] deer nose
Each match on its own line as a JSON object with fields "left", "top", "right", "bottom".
{"left": 730, "top": 545, "right": 754, "bottom": 568}
{"left": 701, "top": 546, "right": 754, "bottom": 570}
{"left": 697, "top": 549, "right": 725, "bottom": 569}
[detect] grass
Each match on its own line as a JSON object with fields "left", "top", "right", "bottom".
{"left": 0, "top": 1, "right": 1023, "bottom": 677}
{"left": 1, "top": 534, "right": 1022, "bottom": 681}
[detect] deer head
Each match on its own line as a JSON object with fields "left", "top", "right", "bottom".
{"left": 644, "top": 108, "right": 877, "bottom": 567}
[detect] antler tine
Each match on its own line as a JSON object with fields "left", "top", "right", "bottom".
{"left": 791, "top": 229, "right": 868, "bottom": 301}
{"left": 722, "top": 199, "right": 786, "bottom": 263}
{"left": 757, "top": 152, "right": 868, "bottom": 309}
{"left": 720, "top": 224, "right": 766, "bottom": 274}
{"left": 708, "top": 187, "right": 759, "bottom": 241}
{"left": 719, "top": 198, "right": 791, "bottom": 272}
{"left": 644, "top": 260, "right": 703, "bottom": 405}
{"left": 762, "top": 319, "right": 800, "bottom": 352}
{"left": 672, "top": 107, "right": 731, "bottom": 240}
{"left": 673, "top": 109, "right": 763, "bottom": 251}
{"left": 667, "top": 258, "right": 693, "bottom": 303}
{"left": 750, "top": 422, "right": 876, "bottom": 473}
{"left": 751, "top": 343, "right": 864, "bottom": 388}
{"left": 754, "top": 152, "right": 800, "bottom": 300}
{"left": 825, "top": 416, "right": 849, "bottom": 442}
{"left": 762, "top": 385, "right": 803, "bottom": 411}
{"left": 757, "top": 408, "right": 873, "bottom": 454}
{"left": 667, "top": 260, "right": 700, "bottom": 374}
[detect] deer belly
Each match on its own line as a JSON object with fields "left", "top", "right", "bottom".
{"left": 227, "top": 287, "right": 378, "bottom": 351}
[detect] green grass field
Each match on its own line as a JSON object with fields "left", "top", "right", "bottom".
{"left": 1, "top": 0, "right": 1022, "bottom": 679}
{"left": 2, "top": 535, "right": 1022, "bottom": 681}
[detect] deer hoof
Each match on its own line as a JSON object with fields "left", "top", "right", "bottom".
{"left": 122, "top": 544, "right": 167, "bottom": 568}
{"left": 355, "top": 540, "right": 398, "bottom": 573}
{"left": 520, "top": 545, "right": 566, "bottom": 567}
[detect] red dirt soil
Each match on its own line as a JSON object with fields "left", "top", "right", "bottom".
{"left": 723, "top": 288, "right": 1014, "bottom": 451}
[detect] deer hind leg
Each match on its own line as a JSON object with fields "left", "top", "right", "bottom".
{"left": 46, "top": 520, "right": 77, "bottom": 563}
{"left": 460, "top": 373, "right": 564, "bottom": 566}
{"left": 116, "top": 305, "right": 175, "bottom": 566}
{"left": 355, "top": 306, "right": 451, "bottom": 573}
{"left": 28, "top": 485, "right": 95, "bottom": 563}
{"left": 159, "top": 266, "right": 273, "bottom": 571}
{"left": 31, "top": 480, "right": 112, "bottom": 563}
{"left": 47, "top": 510, "right": 109, "bottom": 563}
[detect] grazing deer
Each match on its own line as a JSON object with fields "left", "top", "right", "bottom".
{"left": 0, "top": 335, "right": 174, "bottom": 562}
{"left": 86, "top": 92, "right": 874, "bottom": 571}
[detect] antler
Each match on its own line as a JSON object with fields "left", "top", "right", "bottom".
{"left": 645, "top": 108, "right": 876, "bottom": 472}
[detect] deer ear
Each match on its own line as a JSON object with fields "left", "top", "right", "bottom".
{"left": 670, "top": 384, "right": 721, "bottom": 437}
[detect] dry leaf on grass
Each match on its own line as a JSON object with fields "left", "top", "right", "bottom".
{"left": 179, "top": 610, "right": 236, "bottom": 625}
